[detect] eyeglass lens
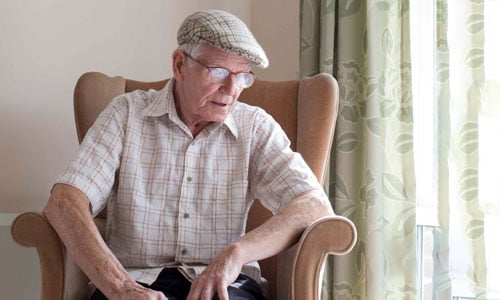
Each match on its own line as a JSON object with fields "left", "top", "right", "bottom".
{"left": 184, "top": 52, "right": 255, "bottom": 88}
{"left": 208, "top": 69, "right": 254, "bottom": 88}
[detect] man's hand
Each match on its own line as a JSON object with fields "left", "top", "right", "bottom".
{"left": 111, "top": 282, "right": 168, "bottom": 300}
{"left": 187, "top": 244, "right": 243, "bottom": 300}
{"left": 44, "top": 184, "right": 168, "bottom": 300}
{"left": 187, "top": 189, "right": 333, "bottom": 300}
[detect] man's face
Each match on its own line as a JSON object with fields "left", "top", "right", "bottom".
{"left": 173, "top": 45, "right": 252, "bottom": 129}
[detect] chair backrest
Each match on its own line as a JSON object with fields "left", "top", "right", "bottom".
{"left": 73, "top": 71, "right": 339, "bottom": 300}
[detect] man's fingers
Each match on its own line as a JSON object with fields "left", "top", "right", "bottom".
{"left": 187, "top": 279, "right": 211, "bottom": 300}
{"left": 200, "top": 286, "right": 215, "bottom": 300}
{"left": 217, "top": 282, "right": 229, "bottom": 300}
{"left": 187, "top": 275, "right": 231, "bottom": 300}
{"left": 188, "top": 285, "right": 215, "bottom": 300}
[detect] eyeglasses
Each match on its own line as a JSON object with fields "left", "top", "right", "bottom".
{"left": 183, "top": 52, "right": 256, "bottom": 89}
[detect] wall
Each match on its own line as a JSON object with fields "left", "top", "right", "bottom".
{"left": 251, "top": 0, "right": 300, "bottom": 80}
{"left": 0, "top": 0, "right": 299, "bottom": 299}
{"left": 0, "top": 0, "right": 298, "bottom": 214}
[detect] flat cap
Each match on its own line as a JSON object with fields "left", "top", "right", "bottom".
{"left": 177, "top": 9, "right": 269, "bottom": 68}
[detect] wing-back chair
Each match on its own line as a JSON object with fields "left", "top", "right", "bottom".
{"left": 11, "top": 72, "right": 357, "bottom": 300}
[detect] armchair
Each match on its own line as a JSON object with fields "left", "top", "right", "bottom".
{"left": 11, "top": 72, "right": 357, "bottom": 300}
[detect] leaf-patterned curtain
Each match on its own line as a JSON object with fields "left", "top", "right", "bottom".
{"left": 300, "top": 0, "right": 417, "bottom": 299}
{"left": 433, "top": 0, "right": 488, "bottom": 298}
{"left": 300, "top": 0, "right": 491, "bottom": 299}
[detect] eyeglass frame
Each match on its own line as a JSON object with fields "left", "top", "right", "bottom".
{"left": 182, "top": 52, "right": 257, "bottom": 89}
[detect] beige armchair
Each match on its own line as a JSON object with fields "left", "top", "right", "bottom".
{"left": 11, "top": 72, "right": 357, "bottom": 300}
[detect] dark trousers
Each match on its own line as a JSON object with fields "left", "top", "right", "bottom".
{"left": 90, "top": 268, "right": 265, "bottom": 300}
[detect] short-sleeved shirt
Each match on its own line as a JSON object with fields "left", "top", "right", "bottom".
{"left": 56, "top": 79, "right": 325, "bottom": 285}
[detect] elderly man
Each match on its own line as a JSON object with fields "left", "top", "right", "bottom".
{"left": 44, "top": 9, "right": 334, "bottom": 300}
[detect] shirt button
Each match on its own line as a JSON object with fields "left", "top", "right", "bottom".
{"left": 186, "top": 176, "right": 192, "bottom": 182}
{"left": 183, "top": 213, "right": 190, "bottom": 218}
{"left": 181, "top": 249, "right": 188, "bottom": 255}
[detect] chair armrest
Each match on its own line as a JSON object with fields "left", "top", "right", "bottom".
{"left": 11, "top": 212, "right": 65, "bottom": 300}
{"left": 291, "top": 216, "right": 357, "bottom": 300}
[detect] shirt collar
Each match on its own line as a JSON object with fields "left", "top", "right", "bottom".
{"left": 142, "top": 78, "right": 239, "bottom": 139}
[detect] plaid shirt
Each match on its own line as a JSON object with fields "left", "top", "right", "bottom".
{"left": 56, "top": 79, "right": 324, "bottom": 285}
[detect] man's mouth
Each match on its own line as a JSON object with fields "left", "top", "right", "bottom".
{"left": 212, "top": 101, "right": 229, "bottom": 107}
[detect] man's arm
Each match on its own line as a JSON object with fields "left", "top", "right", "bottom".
{"left": 43, "top": 183, "right": 167, "bottom": 300}
{"left": 187, "top": 189, "right": 334, "bottom": 300}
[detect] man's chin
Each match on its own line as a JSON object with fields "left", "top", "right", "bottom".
{"left": 210, "top": 116, "right": 228, "bottom": 123}
{"left": 208, "top": 110, "right": 231, "bottom": 122}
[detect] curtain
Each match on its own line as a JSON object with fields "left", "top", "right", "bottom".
{"left": 433, "top": 0, "right": 488, "bottom": 299}
{"left": 300, "top": 0, "right": 417, "bottom": 299}
{"left": 300, "top": 0, "right": 492, "bottom": 299}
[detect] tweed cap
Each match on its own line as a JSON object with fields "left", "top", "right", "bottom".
{"left": 177, "top": 9, "right": 269, "bottom": 68}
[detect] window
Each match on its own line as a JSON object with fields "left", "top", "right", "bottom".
{"left": 411, "top": 1, "right": 500, "bottom": 299}
{"left": 481, "top": 1, "right": 500, "bottom": 298}
{"left": 410, "top": 3, "right": 438, "bottom": 298}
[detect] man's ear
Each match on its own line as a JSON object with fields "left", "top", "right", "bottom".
{"left": 172, "top": 50, "right": 185, "bottom": 80}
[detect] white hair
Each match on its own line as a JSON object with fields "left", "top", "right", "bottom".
{"left": 177, "top": 42, "right": 206, "bottom": 66}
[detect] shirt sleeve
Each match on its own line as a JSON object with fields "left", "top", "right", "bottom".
{"left": 248, "top": 111, "right": 325, "bottom": 214}
{"left": 54, "top": 95, "right": 128, "bottom": 216}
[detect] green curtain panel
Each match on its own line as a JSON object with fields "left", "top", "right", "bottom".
{"left": 300, "top": 0, "right": 491, "bottom": 299}
{"left": 433, "top": 0, "right": 452, "bottom": 298}
{"left": 434, "top": 0, "right": 487, "bottom": 299}
{"left": 300, "top": 0, "right": 417, "bottom": 299}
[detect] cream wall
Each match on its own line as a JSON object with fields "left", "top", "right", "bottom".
{"left": 0, "top": 0, "right": 299, "bottom": 213}
{"left": 0, "top": 1, "right": 298, "bottom": 298}
{"left": 251, "top": 0, "right": 300, "bottom": 81}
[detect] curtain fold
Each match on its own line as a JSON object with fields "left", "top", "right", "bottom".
{"left": 300, "top": 1, "right": 417, "bottom": 299}
{"left": 433, "top": 0, "right": 452, "bottom": 298}
{"left": 434, "top": 0, "right": 487, "bottom": 298}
